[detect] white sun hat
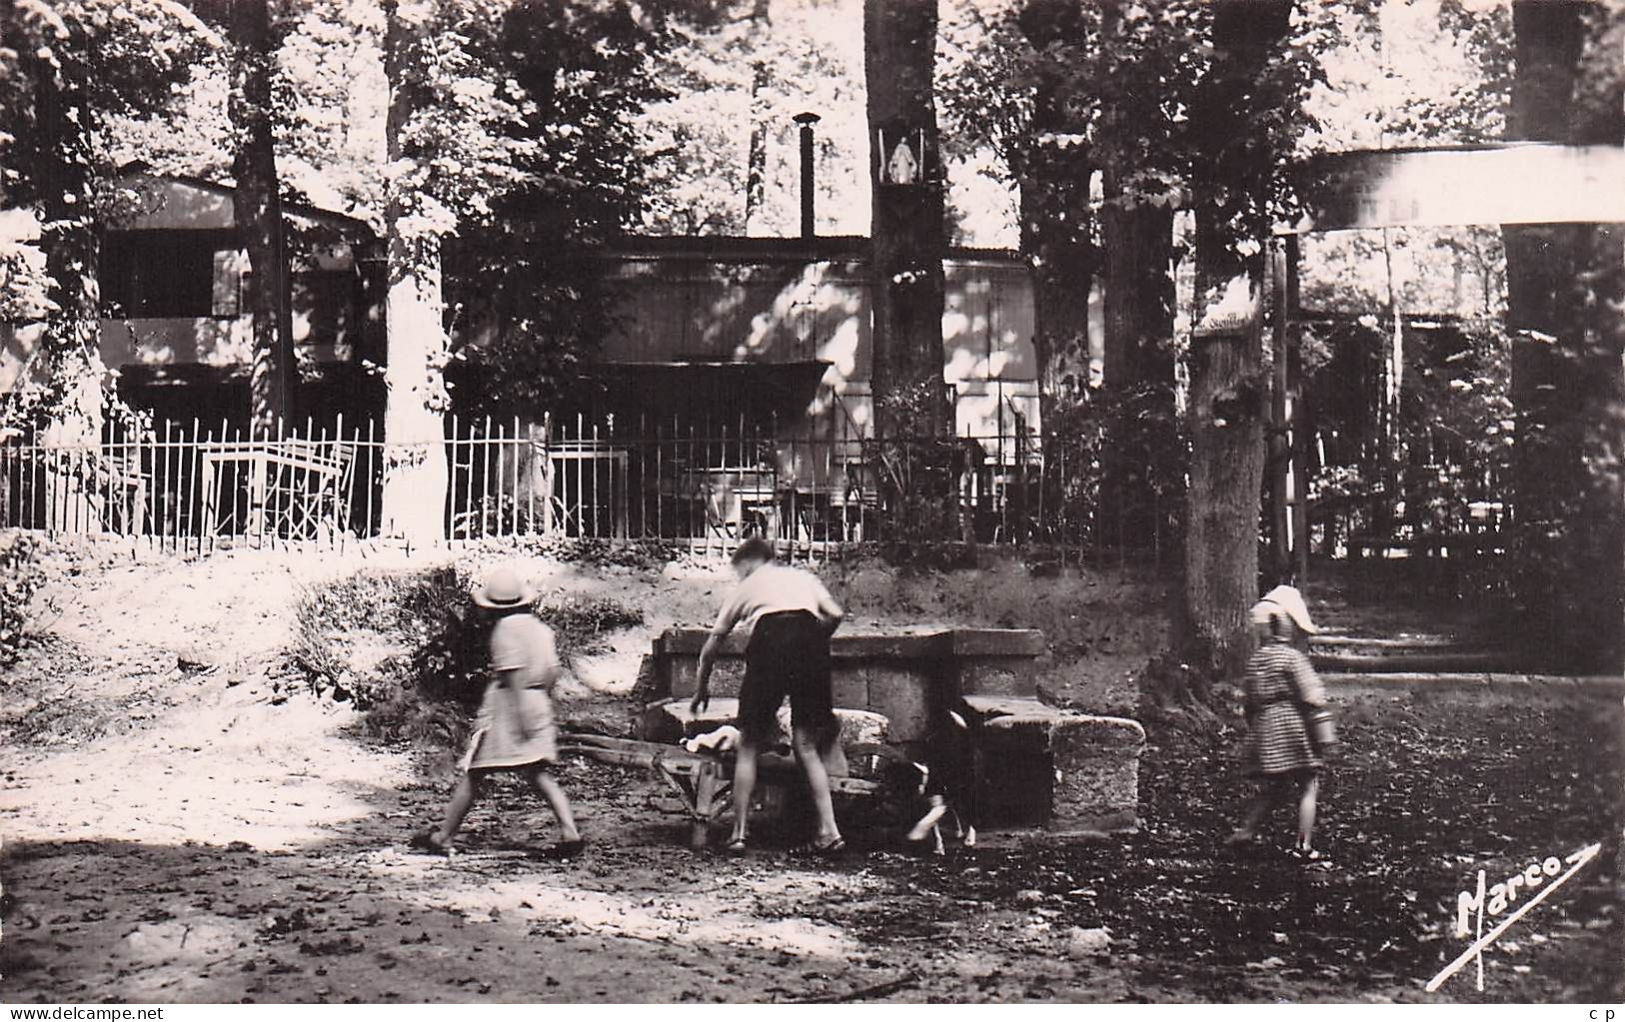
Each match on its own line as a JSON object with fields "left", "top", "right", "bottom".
{"left": 1252, "top": 584, "right": 1319, "bottom": 635}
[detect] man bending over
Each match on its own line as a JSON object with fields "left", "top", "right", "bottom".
{"left": 691, "top": 537, "right": 846, "bottom": 855}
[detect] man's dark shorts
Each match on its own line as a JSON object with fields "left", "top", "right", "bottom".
{"left": 737, "top": 610, "right": 836, "bottom": 746}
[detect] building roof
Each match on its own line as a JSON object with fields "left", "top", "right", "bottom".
{"left": 607, "top": 233, "right": 1025, "bottom": 267}
{"left": 115, "top": 164, "right": 375, "bottom": 236}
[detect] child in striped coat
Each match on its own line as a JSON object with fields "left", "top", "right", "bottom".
{"left": 1226, "top": 585, "right": 1337, "bottom": 860}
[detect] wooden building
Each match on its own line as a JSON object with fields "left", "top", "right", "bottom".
{"left": 593, "top": 234, "right": 1040, "bottom": 446}
{"left": 0, "top": 171, "right": 383, "bottom": 429}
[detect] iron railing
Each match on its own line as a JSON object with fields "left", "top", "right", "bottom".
{"left": 0, "top": 414, "right": 1113, "bottom": 560}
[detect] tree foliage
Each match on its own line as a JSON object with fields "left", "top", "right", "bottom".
{"left": 442, "top": 0, "right": 679, "bottom": 420}
{"left": 0, "top": 0, "right": 217, "bottom": 434}
{"left": 637, "top": 0, "right": 867, "bottom": 237}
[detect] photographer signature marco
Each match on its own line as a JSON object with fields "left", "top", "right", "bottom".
{"left": 1426, "top": 840, "right": 1603, "bottom": 993}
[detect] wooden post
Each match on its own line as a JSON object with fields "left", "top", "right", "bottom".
{"left": 1269, "top": 239, "right": 1292, "bottom": 583}
{"left": 1288, "top": 235, "right": 1310, "bottom": 586}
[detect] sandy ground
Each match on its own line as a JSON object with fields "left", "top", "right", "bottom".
{"left": 1, "top": 541, "right": 1619, "bottom": 1003}
{"left": 0, "top": 541, "right": 1151, "bottom": 1003}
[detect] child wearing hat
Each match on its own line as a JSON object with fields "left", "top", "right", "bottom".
{"left": 1226, "top": 585, "right": 1338, "bottom": 860}
{"left": 410, "top": 565, "right": 583, "bottom": 858}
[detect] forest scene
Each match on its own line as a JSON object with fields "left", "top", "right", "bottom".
{"left": 0, "top": 0, "right": 1622, "bottom": 1007}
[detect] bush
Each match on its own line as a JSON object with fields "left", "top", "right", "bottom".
{"left": 0, "top": 534, "right": 51, "bottom": 666}
{"left": 289, "top": 564, "right": 643, "bottom": 753}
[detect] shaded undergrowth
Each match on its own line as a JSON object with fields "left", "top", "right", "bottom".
{"left": 289, "top": 566, "right": 643, "bottom": 755}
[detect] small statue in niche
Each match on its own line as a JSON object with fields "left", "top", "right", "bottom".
{"left": 886, "top": 140, "right": 920, "bottom": 185}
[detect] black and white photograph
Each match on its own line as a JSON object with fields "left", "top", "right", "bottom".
{"left": 0, "top": 0, "right": 1622, "bottom": 1007}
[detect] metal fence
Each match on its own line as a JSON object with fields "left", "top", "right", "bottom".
{"left": 0, "top": 413, "right": 1122, "bottom": 560}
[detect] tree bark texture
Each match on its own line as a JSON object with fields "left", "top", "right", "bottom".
{"left": 1504, "top": 0, "right": 1586, "bottom": 513}
{"left": 864, "top": 0, "right": 949, "bottom": 438}
{"left": 1502, "top": 0, "right": 1625, "bottom": 667}
{"left": 1504, "top": 0, "right": 1585, "bottom": 516}
{"left": 380, "top": 0, "right": 450, "bottom": 547}
{"left": 1184, "top": 297, "right": 1267, "bottom": 678}
{"left": 1099, "top": 184, "right": 1174, "bottom": 393}
{"left": 1023, "top": 172, "right": 1094, "bottom": 429}
{"left": 230, "top": 0, "right": 295, "bottom": 432}
{"left": 743, "top": 0, "right": 771, "bottom": 232}
{"left": 1179, "top": 0, "right": 1292, "bottom": 677}
{"left": 1097, "top": 181, "right": 1176, "bottom": 553}
{"left": 1014, "top": 0, "right": 1097, "bottom": 427}
{"left": 1088, "top": 2, "right": 1182, "bottom": 554}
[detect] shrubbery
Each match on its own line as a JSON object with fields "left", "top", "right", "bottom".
{"left": 290, "top": 564, "right": 643, "bottom": 752}
{"left": 0, "top": 534, "right": 51, "bottom": 666}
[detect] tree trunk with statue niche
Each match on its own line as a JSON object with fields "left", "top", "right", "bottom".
{"left": 864, "top": 0, "right": 962, "bottom": 540}
{"left": 864, "top": 0, "right": 949, "bottom": 441}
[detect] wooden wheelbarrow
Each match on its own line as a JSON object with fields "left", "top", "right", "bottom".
{"left": 558, "top": 732, "right": 915, "bottom": 849}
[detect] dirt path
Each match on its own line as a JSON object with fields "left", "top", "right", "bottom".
{"left": 2, "top": 546, "right": 1620, "bottom": 1003}
{"left": 0, "top": 545, "right": 1112, "bottom": 1002}
{"left": 0, "top": 660, "right": 1112, "bottom": 1003}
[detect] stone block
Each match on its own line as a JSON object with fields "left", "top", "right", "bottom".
{"left": 832, "top": 632, "right": 951, "bottom": 659}
{"left": 1049, "top": 715, "right": 1145, "bottom": 833}
{"left": 949, "top": 629, "right": 1046, "bottom": 657}
{"left": 830, "top": 668, "right": 870, "bottom": 713}
{"left": 668, "top": 658, "right": 746, "bottom": 700}
{"left": 958, "top": 661, "right": 1037, "bottom": 698}
{"left": 865, "top": 663, "right": 935, "bottom": 742}
{"left": 963, "top": 694, "right": 1057, "bottom": 723}
{"left": 640, "top": 697, "right": 742, "bottom": 743}
{"left": 968, "top": 703, "right": 1145, "bottom": 832}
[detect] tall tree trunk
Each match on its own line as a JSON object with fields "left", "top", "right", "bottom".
{"left": 1099, "top": 186, "right": 1174, "bottom": 394}
{"left": 26, "top": 42, "right": 106, "bottom": 530}
{"left": 1184, "top": 281, "right": 1268, "bottom": 677}
{"left": 1014, "top": 0, "right": 1096, "bottom": 429}
{"left": 1022, "top": 172, "right": 1094, "bottom": 430}
{"left": 1097, "top": 183, "right": 1176, "bottom": 553}
{"left": 1180, "top": 0, "right": 1292, "bottom": 678}
{"left": 229, "top": 0, "right": 295, "bottom": 432}
{"left": 743, "top": 0, "right": 771, "bottom": 233}
{"left": 1502, "top": 0, "right": 1624, "bottom": 667}
{"left": 1095, "top": 0, "right": 1174, "bottom": 396}
{"left": 24, "top": 41, "right": 103, "bottom": 446}
{"left": 1091, "top": 1, "right": 1179, "bottom": 555}
{"left": 1504, "top": 0, "right": 1586, "bottom": 537}
{"left": 380, "top": 0, "right": 449, "bottom": 547}
{"left": 864, "top": 0, "right": 948, "bottom": 438}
